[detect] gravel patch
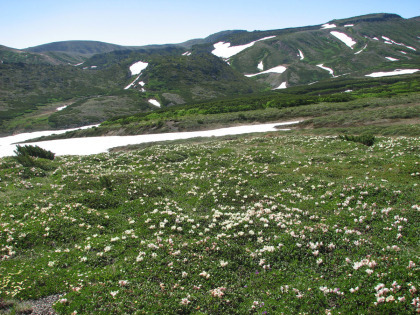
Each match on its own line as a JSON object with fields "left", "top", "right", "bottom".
{"left": 27, "top": 294, "right": 61, "bottom": 315}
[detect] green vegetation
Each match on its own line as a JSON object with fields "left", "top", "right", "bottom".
{"left": 32, "top": 74, "right": 418, "bottom": 141}
{"left": 14, "top": 145, "right": 55, "bottom": 160}
{"left": 0, "top": 132, "right": 419, "bottom": 314}
{"left": 339, "top": 134, "right": 376, "bottom": 146}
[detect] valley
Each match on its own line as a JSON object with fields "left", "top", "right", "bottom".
{"left": 0, "top": 12, "right": 419, "bottom": 314}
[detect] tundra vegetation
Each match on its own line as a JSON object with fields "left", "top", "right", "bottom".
{"left": 0, "top": 130, "right": 419, "bottom": 313}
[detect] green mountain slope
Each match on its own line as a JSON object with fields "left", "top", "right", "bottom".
{"left": 210, "top": 14, "right": 420, "bottom": 88}
{"left": 0, "top": 13, "right": 419, "bottom": 136}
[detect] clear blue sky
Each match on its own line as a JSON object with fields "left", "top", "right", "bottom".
{"left": 1, "top": 0, "right": 419, "bottom": 49}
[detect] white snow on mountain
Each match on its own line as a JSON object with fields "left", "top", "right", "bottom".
{"left": 212, "top": 36, "right": 276, "bottom": 59}
{"left": 317, "top": 64, "right": 335, "bottom": 77}
{"left": 399, "top": 51, "right": 407, "bottom": 55}
{"left": 245, "top": 65, "right": 287, "bottom": 77}
{"left": 330, "top": 31, "right": 356, "bottom": 49}
{"left": 344, "top": 24, "right": 354, "bottom": 27}
{"left": 258, "top": 61, "right": 264, "bottom": 71}
{"left": 321, "top": 23, "right": 336, "bottom": 29}
{"left": 365, "top": 69, "right": 419, "bottom": 78}
{"left": 380, "top": 36, "right": 416, "bottom": 51}
{"left": 355, "top": 44, "right": 367, "bottom": 55}
{"left": 124, "top": 75, "right": 142, "bottom": 90}
{"left": 148, "top": 99, "right": 161, "bottom": 107}
{"left": 274, "top": 82, "right": 287, "bottom": 89}
{"left": 129, "top": 61, "right": 148, "bottom": 76}
{"left": 182, "top": 51, "right": 192, "bottom": 56}
{"left": 298, "top": 49, "right": 304, "bottom": 60}
{"left": 385, "top": 57, "right": 399, "bottom": 61}
{"left": 373, "top": 37, "right": 379, "bottom": 41}
{"left": 124, "top": 61, "right": 149, "bottom": 90}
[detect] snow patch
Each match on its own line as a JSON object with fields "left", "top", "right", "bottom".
{"left": 74, "top": 62, "right": 84, "bottom": 66}
{"left": 56, "top": 105, "right": 68, "bottom": 111}
{"left": 385, "top": 57, "right": 399, "bottom": 61}
{"left": 245, "top": 65, "right": 287, "bottom": 77}
{"left": 321, "top": 23, "right": 336, "bottom": 29}
{"left": 380, "top": 36, "right": 417, "bottom": 51}
{"left": 344, "top": 24, "right": 354, "bottom": 27}
{"left": 330, "top": 31, "right": 356, "bottom": 49}
{"left": 354, "top": 44, "right": 367, "bottom": 55}
{"left": 0, "top": 121, "right": 301, "bottom": 157}
{"left": 129, "top": 61, "right": 148, "bottom": 76}
{"left": 399, "top": 51, "right": 407, "bottom": 55}
{"left": 148, "top": 99, "right": 161, "bottom": 107}
{"left": 317, "top": 64, "right": 335, "bottom": 77}
{"left": 274, "top": 82, "right": 287, "bottom": 89}
{"left": 298, "top": 49, "right": 304, "bottom": 60}
{"left": 124, "top": 74, "right": 142, "bottom": 90}
{"left": 344, "top": 89, "right": 353, "bottom": 93}
{"left": 125, "top": 61, "right": 149, "bottom": 90}
{"left": 182, "top": 51, "right": 192, "bottom": 56}
{"left": 365, "top": 69, "right": 419, "bottom": 78}
{"left": 257, "top": 61, "right": 264, "bottom": 71}
{"left": 212, "top": 36, "right": 276, "bottom": 59}
{"left": 372, "top": 37, "right": 379, "bottom": 41}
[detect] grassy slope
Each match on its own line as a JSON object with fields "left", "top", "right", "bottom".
{"left": 0, "top": 132, "right": 419, "bottom": 314}
{"left": 32, "top": 74, "right": 419, "bottom": 141}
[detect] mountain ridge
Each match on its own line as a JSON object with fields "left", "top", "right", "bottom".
{"left": 0, "top": 12, "right": 419, "bottom": 135}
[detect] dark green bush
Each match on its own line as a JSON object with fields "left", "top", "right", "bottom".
{"left": 14, "top": 145, "right": 55, "bottom": 160}
{"left": 339, "top": 134, "right": 376, "bottom": 146}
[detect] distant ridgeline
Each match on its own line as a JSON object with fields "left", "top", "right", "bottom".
{"left": 0, "top": 13, "right": 419, "bottom": 135}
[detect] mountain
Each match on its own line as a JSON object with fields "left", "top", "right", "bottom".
{"left": 0, "top": 13, "right": 419, "bottom": 135}
{"left": 25, "top": 40, "right": 130, "bottom": 55}
{"left": 196, "top": 13, "right": 419, "bottom": 88}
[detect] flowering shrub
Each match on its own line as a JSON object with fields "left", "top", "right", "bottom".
{"left": 0, "top": 135, "right": 418, "bottom": 314}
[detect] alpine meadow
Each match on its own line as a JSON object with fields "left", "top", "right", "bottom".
{"left": 0, "top": 11, "right": 419, "bottom": 314}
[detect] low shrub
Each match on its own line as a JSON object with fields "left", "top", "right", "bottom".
{"left": 339, "top": 134, "right": 376, "bottom": 146}
{"left": 14, "top": 145, "right": 55, "bottom": 160}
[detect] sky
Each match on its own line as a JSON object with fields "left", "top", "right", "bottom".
{"left": 1, "top": 0, "right": 419, "bottom": 49}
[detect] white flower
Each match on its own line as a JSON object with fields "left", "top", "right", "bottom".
{"left": 110, "top": 290, "right": 119, "bottom": 298}
{"left": 220, "top": 260, "right": 228, "bottom": 267}
{"left": 180, "top": 298, "right": 191, "bottom": 305}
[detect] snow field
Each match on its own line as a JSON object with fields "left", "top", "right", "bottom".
{"left": 321, "top": 23, "right": 336, "bottom": 29}
{"left": 317, "top": 64, "right": 335, "bottom": 77}
{"left": 365, "top": 69, "right": 419, "bottom": 78}
{"left": 0, "top": 121, "right": 301, "bottom": 157}
{"left": 129, "top": 61, "right": 148, "bottom": 76}
{"left": 212, "top": 36, "right": 276, "bottom": 59}
{"left": 274, "top": 82, "right": 287, "bottom": 89}
{"left": 330, "top": 31, "right": 356, "bottom": 49}
{"left": 148, "top": 99, "right": 161, "bottom": 107}
{"left": 245, "top": 65, "right": 287, "bottom": 77}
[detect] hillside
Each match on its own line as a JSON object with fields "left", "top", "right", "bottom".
{"left": 0, "top": 13, "right": 419, "bottom": 136}
{"left": 0, "top": 131, "right": 419, "bottom": 314}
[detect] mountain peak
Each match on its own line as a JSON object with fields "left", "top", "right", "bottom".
{"left": 329, "top": 13, "right": 403, "bottom": 25}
